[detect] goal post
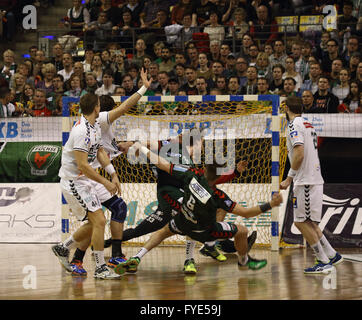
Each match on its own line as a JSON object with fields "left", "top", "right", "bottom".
{"left": 61, "top": 94, "right": 285, "bottom": 250}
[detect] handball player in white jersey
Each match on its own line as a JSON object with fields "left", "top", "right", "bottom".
{"left": 280, "top": 96, "right": 343, "bottom": 274}
{"left": 66, "top": 69, "right": 152, "bottom": 275}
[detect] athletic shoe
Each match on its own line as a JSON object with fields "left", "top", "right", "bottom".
{"left": 115, "top": 257, "right": 140, "bottom": 275}
{"left": 329, "top": 252, "right": 344, "bottom": 266}
{"left": 183, "top": 258, "right": 197, "bottom": 275}
{"left": 304, "top": 261, "right": 333, "bottom": 274}
{"left": 217, "top": 231, "right": 257, "bottom": 253}
{"left": 70, "top": 260, "right": 87, "bottom": 276}
{"left": 199, "top": 244, "right": 227, "bottom": 262}
{"left": 104, "top": 238, "right": 112, "bottom": 248}
{"left": 52, "top": 244, "right": 72, "bottom": 272}
{"left": 107, "top": 256, "right": 127, "bottom": 268}
{"left": 238, "top": 255, "right": 267, "bottom": 270}
{"left": 94, "top": 264, "right": 121, "bottom": 279}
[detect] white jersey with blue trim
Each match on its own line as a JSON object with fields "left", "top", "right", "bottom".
{"left": 286, "top": 116, "right": 324, "bottom": 186}
{"left": 92, "top": 111, "right": 122, "bottom": 169}
{"left": 59, "top": 115, "right": 102, "bottom": 179}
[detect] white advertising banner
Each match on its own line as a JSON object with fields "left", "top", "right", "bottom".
{"left": 0, "top": 183, "right": 61, "bottom": 242}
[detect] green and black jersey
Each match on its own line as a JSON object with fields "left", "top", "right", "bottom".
{"left": 169, "top": 164, "right": 236, "bottom": 231}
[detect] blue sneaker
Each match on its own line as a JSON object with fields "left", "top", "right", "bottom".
{"left": 107, "top": 256, "right": 127, "bottom": 268}
{"left": 304, "top": 260, "right": 333, "bottom": 274}
{"left": 70, "top": 260, "right": 87, "bottom": 276}
{"left": 329, "top": 252, "right": 344, "bottom": 266}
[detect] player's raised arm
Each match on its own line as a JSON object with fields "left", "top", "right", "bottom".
{"left": 231, "top": 192, "right": 283, "bottom": 219}
{"left": 108, "top": 68, "right": 152, "bottom": 124}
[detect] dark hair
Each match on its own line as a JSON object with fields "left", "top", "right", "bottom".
{"left": 103, "top": 68, "right": 114, "bottom": 78}
{"left": 284, "top": 77, "right": 297, "bottom": 85}
{"left": 80, "top": 93, "right": 99, "bottom": 115}
{"left": 286, "top": 96, "right": 303, "bottom": 114}
{"left": 99, "top": 95, "right": 115, "bottom": 112}
{"left": 272, "top": 64, "right": 285, "bottom": 73}
{"left": 0, "top": 86, "right": 10, "bottom": 99}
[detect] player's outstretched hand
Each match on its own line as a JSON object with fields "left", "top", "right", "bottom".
{"left": 270, "top": 192, "right": 283, "bottom": 207}
{"left": 140, "top": 67, "right": 152, "bottom": 88}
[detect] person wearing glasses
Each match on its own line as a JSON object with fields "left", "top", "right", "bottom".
{"left": 321, "top": 39, "right": 345, "bottom": 74}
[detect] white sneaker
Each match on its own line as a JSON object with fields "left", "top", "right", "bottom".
{"left": 94, "top": 264, "right": 121, "bottom": 279}
{"left": 52, "top": 244, "right": 72, "bottom": 272}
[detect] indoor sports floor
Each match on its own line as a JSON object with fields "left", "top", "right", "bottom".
{"left": 0, "top": 244, "right": 361, "bottom": 300}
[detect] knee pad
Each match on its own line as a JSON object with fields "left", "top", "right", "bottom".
{"left": 102, "top": 196, "right": 127, "bottom": 223}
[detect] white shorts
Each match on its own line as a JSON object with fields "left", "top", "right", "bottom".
{"left": 60, "top": 176, "right": 112, "bottom": 221}
{"left": 292, "top": 184, "right": 323, "bottom": 223}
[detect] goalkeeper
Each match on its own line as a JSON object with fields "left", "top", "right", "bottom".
{"left": 108, "top": 130, "right": 257, "bottom": 274}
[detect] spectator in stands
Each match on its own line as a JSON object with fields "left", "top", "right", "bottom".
{"left": 191, "top": 0, "right": 218, "bottom": 26}
{"left": 256, "top": 52, "right": 272, "bottom": 82}
{"left": 96, "top": 0, "right": 122, "bottom": 27}
{"left": 150, "top": 8, "right": 170, "bottom": 29}
{"left": 171, "top": 0, "right": 193, "bottom": 25}
{"left": 339, "top": 80, "right": 361, "bottom": 113}
{"left": 248, "top": 44, "right": 259, "bottom": 66}
{"left": 58, "top": 53, "right": 74, "bottom": 82}
{"left": 269, "top": 64, "right": 284, "bottom": 94}
{"left": 178, "top": 12, "right": 198, "bottom": 45}
{"left": 224, "top": 53, "right": 237, "bottom": 78}
{"left": 91, "top": 54, "right": 104, "bottom": 83}
{"left": 28, "top": 46, "right": 38, "bottom": 64}
{"left": 113, "top": 51, "right": 127, "bottom": 85}
{"left": 209, "top": 60, "right": 225, "bottom": 87}
{"left": 10, "top": 73, "right": 26, "bottom": 103}
{"left": 16, "top": 83, "right": 34, "bottom": 106}
{"left": 322, "top": 38, "right": 343, "bottom": 74}
{"left": 301, "top": 90, "right": 315, "bottom": 113}
{"left": 269, "top": 39, "right": 287, "bottom": 69}
{"left": 240, "top": 65, "right": 258, "bottom": 94}
{"left": 209, "top": 40, "right": 221, "bottom": 62}
{"left": 158, "top": 46, "right": 175, "bottom": 73}
{"left": 65, "top": 74, "right": 87, "bottom": 97}
{"left": 197, "top": 52, "right": 212, "bottom": 80}
{"left": 280, "top": 77, "right": 298, "bottom": 97}
{"left": 329, "top": 58, "right": 344, "bottom": 88}
{"left": 264, "top": 43, "right": 273, "bottom": 56}
{"left": 312, "top": 76, "right": 339, "bottom": 113}
{"left": 219, "top": 42, "right": 232, "bottom": 66}
{"left": 332, "top": 68, "right": 351, "bottom": 104}
{"left": 0, "top": 0, "right": 16, "bottom": 41}
{"left": 130, "top": 38, "right": 148, "bottom": 69}
{"left": 112, "top": 8, "right": 136, "bottom": 45}
{"left": 113, "top": 86, "right": 126, "bottom": 96}
{"left": 226, "top": 7, "right": 249, "bottom": 41}
{"left": 82, "top": 48, "right": 95, "bottom": 73}
{"left": 235, "top": 56, "right": 248, "bottom": 88}
{"left": 300, "top": 41, "right": 313, "bottom": 81}
{"left": 0, "top": 86, "right": 19, "bottom": 118}
{"left": 50, "top": 43, "right": 64, "bottom": 72}
{"left": 282, "top": 56, "right": 302, "bottom": 92}
{"left": 196, "top": 76, "right": 209, "bottom": 95}
{"left": 186, "top": 46, "right": 199, "bottom": 70}
{"left": 101, "top": 49, "right": 112, "bottom": 69}
{"left": 337, "top": 1, "right": 357, "bottom": 38}
{"left": 249, "top": 4, "right": 278, "bottom": 47}
{"left": 122, "top": 0, "right": 144, "bottom": 26}
{"left": 174, "top": 63, "right": 187, "bottom": 87}
{"left": 215, "top": 75, "right": 228, "bottom": 94}
{"left": 16, "top": 62, "right": 34, "bottom": 87}
{"left": 356, "top": 61, "right": 362, "bottom": 84}
{"left": 181, "top": 66, "right": 198, "bottom": 95}
{"left": 314, "top": 31, "right": 331, "bottom": 61}
{"left": 95, "top": 68, "right": 118, "bottom": 96}
{"left": 84, "top": 11, "right": 113, "bottom": 52}
{"left": 148, "top": 62, "right": 160, "bottom": 91}
{"left": 139, "top": 0, "right": 170, "bottom": 28}
{"left": 203, "top": 11, "right": 225, "bottom": 43}
{"left": 341, "top": 35, "right": 359, "bottom": 65}
{"left": 33, "top": 50, "right": 46, "bottom": 79}
{"left": 28, "top": 89, "right": 54, "bottom": 117}
{"left": 65, "top": 0, "right": 91, "bottom": 30}
{"left": 153, "top": 41, "right": 165, "bottom": 63}
{"left": 121, "top": 73, "right": 137, "bottom": 95}
{"left": 256, "top": 76, "right": 271, "bottom": 95}
{"left": 300, "top": 62, "right": 322, "bottom": 95}
{"left": 168, "top": 77, "right": 180, "bottom": 96}
{"left": 52, "top": 74, "right": 65, "bottom": 95}
{"left": 84, "top": 72, "right": 99, "bottom": 94}
{"left": 238, "top": 33, "right": 254, "bottom": 60}
{"left": 227, "top": 76, "right": 241, "bottom": 95}
{"left": 36, "top": 63, "right": 56, "bottom": 96}
{"left": 291, "top": 41, "right": 303, "bottom": 75}
{"left": 155, "top": 71, "right": 169, "bottom": 95}
{"left": 0, "top": 49, "right": 16, "bottom": 84}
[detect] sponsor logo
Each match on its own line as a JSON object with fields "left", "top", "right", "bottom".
{"left": 26, "top": 144, "right": 61, "bottom": 176}
{"left": 189, "top": 178, "right": 211, "bottom": 204}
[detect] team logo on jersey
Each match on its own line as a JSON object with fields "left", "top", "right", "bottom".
{"left": 290, "top": 130, "right": 298, "bottom": 138}
{"left": 292, "top": 197, "right": 298, "bottom": 208}
{"left": 26, "top": 144, "right": 61, "bottom": 176}
{"left": 189, "top": 177, "right": 211, "bottom": 204}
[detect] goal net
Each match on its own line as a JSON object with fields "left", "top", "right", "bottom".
{"left": 62, "top": 95, "right": 287, "bottom": 250}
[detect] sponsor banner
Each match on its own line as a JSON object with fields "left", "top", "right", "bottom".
{"left": 0, "top": 183, "right": 62, "bottom": 243}
{"left": 0, "top": 142, "right": 61, "bottom": 182}
{"left": 0, "top": 118, "right": 62, "bottom": 142}
{"left": 281, "top": 184, "right": 362, "bottom": 248}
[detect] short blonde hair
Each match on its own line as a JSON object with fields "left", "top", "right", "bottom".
{"left": 41, "top": 63, "right": 56, "bottom": 75}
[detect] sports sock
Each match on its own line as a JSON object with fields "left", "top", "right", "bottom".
{"left": 134, "top": 247, "right": 148, "bottom": 260}
{"left": 93, "top": 250, "right": 106, "bottom": 268}
{"left": 205, "top": 241, "right": 216, "bottom": 247}
{"left": 185, "top": 240, "right": 196, "bottom": 260}
{"left": 63, "top": 235, "right": 75, "bottom": 249}
{"left": 71, "top": 248, "right": 86, "bottom": 263}
{"left": 238, "top": 254, "right": 248, "bottom": 265}
{"left": 319, "top": 235, "right": 336, "bottom": 259}
{"left": 111, "top": 239, "right": 123, "bottom": 258}
{"left": 310, "top": 241, "right": 330, "bottom": 264}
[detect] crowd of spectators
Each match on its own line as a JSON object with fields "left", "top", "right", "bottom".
{"left": 1, "top": 0, "right": 362, "bottom": 117}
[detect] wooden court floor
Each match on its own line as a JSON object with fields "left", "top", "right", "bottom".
{"left": 0, "top": 244, "right": 361, "bottom": 300}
